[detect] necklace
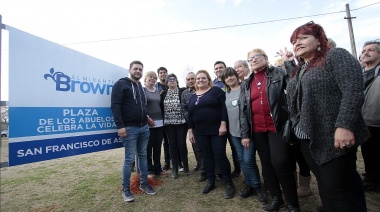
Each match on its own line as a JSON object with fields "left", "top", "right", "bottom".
{"left": 254, "top": 72, "right": 266, "bottom": 88}
{"left": 195, "top": 94, "right": 203, "bottom": 105}
{"left": 252, "top": 72, "right": 266, "bottom": 105}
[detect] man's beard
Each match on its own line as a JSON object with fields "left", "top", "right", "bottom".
{"left": 131, "top": 74, "right": 141, "bottom": 81}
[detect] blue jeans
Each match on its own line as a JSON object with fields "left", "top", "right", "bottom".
{"left": 121, "top": 125, "right": 150, "bottom": 190}
{"left": 229, "top": 135, "right": 261, "bottom": 188}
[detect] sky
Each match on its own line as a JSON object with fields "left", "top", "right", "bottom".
{"left": 1, "top": 0, "right": 380, "bottom": 97}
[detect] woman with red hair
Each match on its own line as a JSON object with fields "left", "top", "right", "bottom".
{"left": 284, "top": 22, "right": 370, "bottom": 211}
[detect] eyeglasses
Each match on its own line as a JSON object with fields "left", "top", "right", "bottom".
{"left": 247, "top": 54, "right": 264, "bottom": 62}
{"left": 167, "top": 77, "right": 177, "bottom": 82}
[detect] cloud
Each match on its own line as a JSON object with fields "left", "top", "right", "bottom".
{"left": 214, "top": 0, "right": 227, "bottom": 6}
{"left": 233, "top": 0, "right": 243, "bottom": 6}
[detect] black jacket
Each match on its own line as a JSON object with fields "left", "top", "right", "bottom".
{"left": 239, "top": 66, "right": 288, "bottom": 139}
{"left": 111, "top": 77, "right": 148, "bottom": 129}
{"left": 286, "top": 48, "right": 370, "bottom": 164}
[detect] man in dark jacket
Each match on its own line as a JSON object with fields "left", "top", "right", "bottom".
{"left": 361, "top": 39, "right": 380, "bottom": 192}
{"left": 111, "top": 60, "right": 156, "bottom": 202}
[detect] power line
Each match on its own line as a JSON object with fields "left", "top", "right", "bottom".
{"left": 63, "top": 2, "right": 380, "bottom": 46}
{"left": 351, "top": 1, "right": 380, "bottom": 11}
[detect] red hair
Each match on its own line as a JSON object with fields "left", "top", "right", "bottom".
{"left": 290, "top": 22, "right": 330, "bottom": 76}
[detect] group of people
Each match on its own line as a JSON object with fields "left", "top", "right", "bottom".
{"left": 111, "top": 22, "right": 379, "bottom": 212}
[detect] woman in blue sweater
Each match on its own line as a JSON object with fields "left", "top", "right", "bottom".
{"left": 188, "top": 70, "right": 235, "bottom": 199}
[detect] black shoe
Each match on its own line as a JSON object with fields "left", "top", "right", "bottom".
{"left": 224, "top": 183, "right": 236, "bottom": 199}
{"left": 162, "top": 164, "right": 170, "bottom": 171}
{"left": 184, "top": 166, "right": 190, "bottom": 175}
{"left": 172, "top": 168, "right": 178, "bottom": 179}
{"left": 201, "top": 182, "right": 215, "bottom": 194}
{"left": 231, "top": 170, "right": 241, "bottom": 178}
{"left": 198, "top": 172, "right": 207, "bottom": 182}
{"left": 262, "top": 196, "right": 285, "bottom": 212}
{"left": 255, "top": 188, "right": 268, "bottom": 205}
{"left": 288, "top": 204, "right": 300, "bottom": 212}
{"left": 239, "top": 185, "right": 255, "bottom": 198}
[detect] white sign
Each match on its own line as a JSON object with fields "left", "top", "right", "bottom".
{"left": 7, "top": 26, "right": 127, "bottom": 166}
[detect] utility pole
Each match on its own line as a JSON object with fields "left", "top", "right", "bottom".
{"left": 344, "top": 3, "right": 357, "bottom": 58}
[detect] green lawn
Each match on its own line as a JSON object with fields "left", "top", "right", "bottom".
{"left": 1, "top": 138, "right": 379, "bottom": 212}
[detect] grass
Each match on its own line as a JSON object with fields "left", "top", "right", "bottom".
{"left": 1, "top": 137, "right": 379, "bottom": 212}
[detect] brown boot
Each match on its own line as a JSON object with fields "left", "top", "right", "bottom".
{"left": 297, "top": 174, "right": 311, "bottom": 198}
